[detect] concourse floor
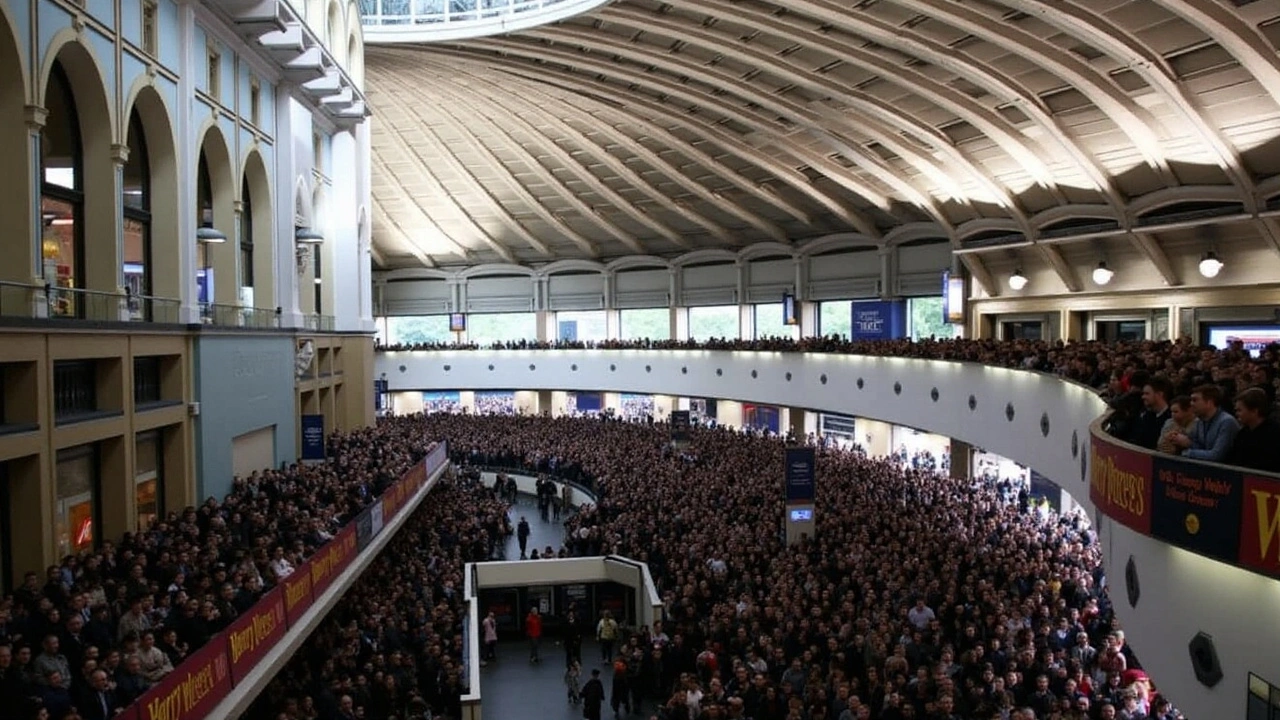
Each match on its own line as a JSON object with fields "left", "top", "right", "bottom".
{"left": 481, "top": 639, "right": 639, "bottom": 720}
{"left": 493, "top": 487, "right": 575, "bottom": 560}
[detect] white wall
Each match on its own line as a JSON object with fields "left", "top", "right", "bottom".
{"left": 374, "top": 348, "right": 1274, "bottom": 719}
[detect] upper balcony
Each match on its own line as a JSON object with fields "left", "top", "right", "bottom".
{"left": 359, "top": 0, "right": 612, "bottom": 43}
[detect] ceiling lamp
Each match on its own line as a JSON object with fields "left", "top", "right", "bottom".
{"left": 295, "top": 227, "right": 325, "bottom": 244}
{"left": 1198, "top": 251, "right": 1224, "bottom": 279}
{"left": 1092, "top": 261, "right": 1114, "bottom": 286}
{"left": 1008, "top": 269, "right": 1028, "bottom": 291}
{"left": 196, "top": 224, "right": 227, "bottom": 243}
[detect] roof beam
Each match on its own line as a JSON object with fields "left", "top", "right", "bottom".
{"left": 1037, "top": 244, "right": 1081, "bottom": 293}
{"left": 454, "top": 46, "right": 883, "bottom": 237}
{"left": 1130, "top": 232, "right": 1180, "bottom": 287}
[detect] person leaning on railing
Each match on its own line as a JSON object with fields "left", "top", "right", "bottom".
{"left": 1225, "top": 386, "right": 1280, "bottom": 473}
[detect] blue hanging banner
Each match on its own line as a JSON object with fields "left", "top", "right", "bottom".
{"left": 301, "top": 414, "right": 326, "bottom": 461}
{"left": 670, "top": 410, "right": 691, "bottom": 443}
{"left": 559, "top": 320, "right": 578, "bottom": 341}
{"left": 374, "top": 379, "right": 388, "bottom": 411}
{"left": 785, "top": 446, "right": 816, "bottom": 502}
{"left": 850, "top": 300, "right": 907, "bottom": 340}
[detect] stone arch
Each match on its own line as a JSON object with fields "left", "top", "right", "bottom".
{"left": 240, "top": 147, "right": 275, "bottom": 310}
{"left": 39, "top": 34, "right": 117, "bottom": 296}
{"left": 0, "top": 4, "right": 29, "bottom": 284}
{"left": 195, "top": 122, "right": 236, "bottom": 306}
{"left": 294, "top": 175, "right": 313, "bottom": 227}
{"left": 308, "top": 183, "right": 330, "bottom": 315}
{"left": 327, "top": 0, "right": 345, "bottom": 66}
{"left": 346, "top": 1, "right": 364, "bottom": 87}
{"left": 122, "top": 82, "right": 180, "bottom": 302}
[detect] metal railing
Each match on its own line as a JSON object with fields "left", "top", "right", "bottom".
{"left": 360, "top": 0, "right": 610, "bottom": 40}
{"left": 304, "top": 314, "right": 336, "bottom": 331}
{"left": 200, "top": 302, "right": 281, "bottom": 329}
{"left": 0, "top": 281, "right": 183, "bottom": 324}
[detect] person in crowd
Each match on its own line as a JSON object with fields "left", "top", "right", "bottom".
{"left": 597, "top": 610, "right": 619, "bottom": 664}
{"left": 581, "top": 668, "right": 607, "bottom": 720}
{"left": 1228, "top": 386, "right": 1280, "bottom": 472}
{"left": 1132, "top": 377, "right": 1173, "bottom": 450}
{"left": 1169, "top": 384, "right": 1240, "bottom": 461}
{"left": 481, "top": 611, "right": 498, "bottom": 665}
{"left": 1156, "top": 396, "right": 1195, "bottom": 455}
{"left": 516, "top": 516, "right": 531, "bottom": 559}
{"left": 565, "top": 659, "right": 582, "bottom": 705}
{"left": 525, "top": 606, "right": 543, "bottom": 664}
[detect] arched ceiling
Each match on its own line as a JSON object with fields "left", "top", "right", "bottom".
{"left": 363, "top": 0, "right": 1280, "bottom": 293}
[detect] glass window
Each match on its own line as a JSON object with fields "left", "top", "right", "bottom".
{"left": 688, "top": 305, "right": 739, "bottom": 341}
{"left": 819, "top": 301, "right": 852, "bottom": 340}
{"left": 468, "top": 312, "right": 536, "bottom": 345}
{"left": 196, "top": 152, "right": 213, "bottom": 308}
{"left": 41, "top": 61, "right": 84, "bottom": 319}
{"left": 556, "top": 310, "right": 607, "bottom": 342}
{"left": 619, "top": 307, "right": 669, "bottom": 341}
{"left": 123, "top": 112, "right": 151, "bottom": 318}
{"left": 753, "top": 303, "right": 792, "bottom": 340}
{"left": 56, "top": 446, "right": 98, "bottom": 557}
{"left": 908, "top": 296, "right": 956, "bottom": 340}
{"left": 135, "top": 432, "right": 163, "bottom": 532}
{"left": 240, "top": 179, "right": 254, "bottom": 289}
{"left": 387, "top": 315, "right": 452, "bottom": 345}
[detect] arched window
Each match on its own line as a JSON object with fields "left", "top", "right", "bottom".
{"left": 123, "top": 111, "right": 151, "bottom": 319}
{"left": 196, "top": 151, "right": 214, "bottom": 307}
{"left": 41, "top": 61, "right": 84, "bottom": 318}
{"left": 240, "top": 178, "right": 254, "bottom": 289}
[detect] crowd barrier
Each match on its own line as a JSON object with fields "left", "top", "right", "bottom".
{"left": 1090, "top": 424, "right": 1280, "bottom": 580}
{"left": 123, "top": 441, "right": 451, "bottom": 720}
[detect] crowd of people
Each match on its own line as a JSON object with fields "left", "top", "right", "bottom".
{"left": 0, "top": 419, "right": 439, "bottom": 720}
{"left": 245, "top": 470, "right": 510, "bottom": 720}
{"left": 360, "top": 414, "right": 1177, "bottom": 720}
{"left": 378, "top": 335, "right": 1280, "bottom": 472}
{"left": 12, "top": 332, "right": 1278, "bottom": 720}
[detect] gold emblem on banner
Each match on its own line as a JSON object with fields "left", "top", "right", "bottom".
{"left": 1185, "top": 513, "right": 1201, "bottom": 535}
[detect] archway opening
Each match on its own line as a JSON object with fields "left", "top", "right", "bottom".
{"left": 0, "top": 9, "right": 27, "bottom": 286}
{"left": 122, "top": 110, "right": 152, "bottom": 318}
{"left": 241, "top": 149, "right": 275, "bottom": 311}
{"left": 127, "top": 86, "right": 179, "bottom": 306}
{"left": 196, "top": 127, "right": 234, "bottom": 316}
{"left": 41, "top": 61, "right": 85, "bottom": 318}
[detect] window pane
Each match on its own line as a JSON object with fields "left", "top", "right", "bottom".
{"left": 820, "top": 301, "right": 852, "bottom": 340}
{"left": 56, "top": 448, "right": 96, "bottom": 556}
{"left": 753, "top": 303, "right": 792, "bottom": 340}
{"left": 556, "top": 311, "right": 607, "bottom": 342}
{"left": 43, "top": 65, "right": 80, "bottom": 191}
{"left": 387, "top": 315, "right": 452, "bottom": 345}
{"left": 688, "top": 305, "right": 739, "bottom": 341}
{"left": 124, "top": 216, "right": 149, "bottom": 302}
{"left": 468, "top": 312, "right": 536, "bottom": 345}
{"left": 135, "top": 432, "right": 162, "bottom": 532}
{"left": 619, "top": 308, "right": 669, "bottom": 341}
{"left": 42, "top": 196, "right": 81, "bottom": 317}
{"left": 908, "top": 296, "right": 955, "bottom": 340}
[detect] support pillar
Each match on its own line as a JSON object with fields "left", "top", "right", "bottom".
{"left": 536, "top": 310, "right": 555, "bottom": 342}
{"left": 669, "top": 306, "right": 687, "bottom": 341}
{"left": 949, "top": 439, "right": 972, "bottom": 480}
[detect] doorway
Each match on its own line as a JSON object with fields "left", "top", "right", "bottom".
{"left": 1095, "top": 320, "right": 1147, "bottom": 343}
{"left": 1001, "top": 321, "right": 1043, "bottom": 340}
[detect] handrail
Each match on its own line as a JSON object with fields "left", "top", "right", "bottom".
{"left": 200, "top": 302, "right": 281, "bottom": 329}
{"left": 462, "top": 461, "right": 600, "bottom": 503}
{"left": 122, "top": 441, "right": 450, "bottom": 720}
{"left": 362, "top": 0, "right": 611, "bottom": 42}
{"left": 1089, "top": 418, "right": 1280, "bottom": 581}
{"left": 304, "top": 313, "right": 335, "bottom": 331}
{"left": 0, "top": 281, "right": 183, "bottom": 324}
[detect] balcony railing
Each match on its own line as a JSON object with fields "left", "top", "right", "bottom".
{"left": 0, "top": 282, "right": 183, "bottom": 324}
{"left": 200, "top": 302, "right": 281, "bottom": 329}
{"left": 361, "top": 0, "right": 610, "bottom": 41}
{"left": 304, "top": 313, "right": 336, "bottom": 331}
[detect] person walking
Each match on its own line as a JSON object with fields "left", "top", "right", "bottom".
{"left": 564, "top": 610, "right": 583, "bottom": 668}
{"left": 597, "top": 610, "right": 618, "bottom": 663}
{"left": 481, "top": 611, "right": 498, "bottom": 664}
{"left": 564, "top": 660, "right": 582, "bottom": 705}
{"left": 610, "top": 655, "right": 632, "bottom": 717}
{"left": 580, "top": 668, "right": 606, "bottom": 720}
{"left": 525, "top": 606, "right": 543, "bottom": 663}
{"left": 517, "top": 516, "right": 531, "bottom": 559}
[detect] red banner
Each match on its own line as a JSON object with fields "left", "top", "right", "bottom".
{"left": 1238, "top": 475, "right": 1280, "bottom": 576}
{"left": 1089, "top": 434, "right": 1153, "bottom": 534}
{"left": 310, "top": 524, "right": 358, "bottom": 597}
{"left": 281, "top": 558, "right": 314, "bottom": 626}
{"left": 135, "top": 634, "right": 232, "bottom": 720}
{"left": 226, "top": 586, "right": 287, "bottom": 684}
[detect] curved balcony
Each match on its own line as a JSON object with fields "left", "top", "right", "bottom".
{"left": 376, "top": 347, "right": 1280, "bottom": 719}
{"left": 359, "top": 0, "right": 610, "bottom": 43}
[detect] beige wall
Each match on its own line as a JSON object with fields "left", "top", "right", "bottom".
{"left": 0, "top": 329, "right": 194, "bottom": 587}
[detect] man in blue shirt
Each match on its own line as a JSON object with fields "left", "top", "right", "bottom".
{"left": 1168, "top": 384, "right": 1239, "bottom": 462}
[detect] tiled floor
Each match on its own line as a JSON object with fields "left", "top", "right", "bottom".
{"left": 479, "top": 491, "right": 645, "bottom": 719}
{"left": 491, "top": 487, "right": 575, "bottom": 561}
{"left": 481, "top": 639, "right": 640, "bottom": 720}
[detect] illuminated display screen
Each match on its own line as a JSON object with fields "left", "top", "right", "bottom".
{"left": 789, "top": 508, "right": 813, "bottom": 522}
{"left": 1206, "top": 325, "right": 1280, "bottom": 357}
